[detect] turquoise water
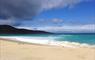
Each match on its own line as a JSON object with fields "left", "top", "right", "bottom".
{"left": 55, "top": 35, "right": 95, "bottom": 45}
{"left": 0, "top": 34, "right": 95, "bottom": 45}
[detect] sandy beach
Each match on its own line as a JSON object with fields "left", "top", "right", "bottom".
{"left": 0, "top": 39, "right": 95, "bottom": 60}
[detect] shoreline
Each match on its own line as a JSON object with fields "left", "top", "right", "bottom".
{"left": 0, "top": 37, "right": 95, "bottom": 48}
{"left": 0, "top": 38, "right": 95, "bottom": 48}
{"left": 0, "top": 38, "right": 95, "bottom": 60}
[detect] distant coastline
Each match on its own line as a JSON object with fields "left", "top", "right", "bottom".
{"left": 0, "top": 25, "right": 52, "bottom": 34}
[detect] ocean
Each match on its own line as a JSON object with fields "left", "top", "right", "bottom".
{"left": 0, "top": 34, "right": 95, "bottom": 48}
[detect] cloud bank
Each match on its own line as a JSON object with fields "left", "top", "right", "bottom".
{"left": 38, "top": 24, "right": 95, "bottom": 33}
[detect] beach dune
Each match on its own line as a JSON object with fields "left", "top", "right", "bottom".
{"left": 0, "top": 39, "right": 95, "bottom": 60}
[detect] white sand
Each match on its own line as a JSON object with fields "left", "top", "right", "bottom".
{"left": 0, "top": 39, "right": 95, "bottom": 60}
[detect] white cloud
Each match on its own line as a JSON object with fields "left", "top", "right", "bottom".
{"left": 41, "top": 0, "right": 89, "bottom": 10}
{"left": 38, "top": 24, "right": 95, "bottom": 33}
{"left": 16, "top": 24, "right": 95, "bottom": 33}
{"left": 51, "top": 18, "right": 64, "bottom": 23}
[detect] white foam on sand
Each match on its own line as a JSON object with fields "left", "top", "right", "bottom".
{"left": 0, "top": 36, "right": 95, "bottom": 48}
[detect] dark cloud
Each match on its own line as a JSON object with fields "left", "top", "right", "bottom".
{"left": 0, "top": 0, "right": 90, "bottom": 26}
{"left": 0, "top": 0, "right": 41, "bottom": 20}
{"left": 0, "top": 0, "right": 89, "bottom": 20}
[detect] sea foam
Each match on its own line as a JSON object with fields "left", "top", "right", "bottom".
{"left": 0, "top": 36, "right": 95, "bottom": 48}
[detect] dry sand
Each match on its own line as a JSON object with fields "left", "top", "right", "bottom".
{"left": 0, "top": 39, "right": 95, "bottom": 60}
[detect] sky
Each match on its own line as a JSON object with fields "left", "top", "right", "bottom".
{"left": 0, "top": 0, "right": 95, "bottom": 33}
